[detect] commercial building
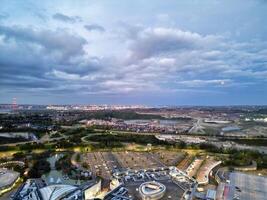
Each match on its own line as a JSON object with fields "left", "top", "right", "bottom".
{"left": 104, "top": 185, "right": 131, "bottom": 200}
{"left": 0, "top": 168, "right": 20, "bottom": 196}
{"left": 205, "top": 189, "right": 216, "bottom": 200}
{"left": 139, "top": 181, "right": 166, "bottom": 200}
{"left": 112, "top": 167, "right": 197, "bottom": 200}
{"left": 84, "top": 179, "right": 101, "bottom": 200}
{"left": 11, "top": 167, "right": 198, "bottom": 200}
{"left": 12, "top": 179, "right": 101, "bottom": 200}
{"left": 39, "top": 184, "right": 81, "bottom": 200}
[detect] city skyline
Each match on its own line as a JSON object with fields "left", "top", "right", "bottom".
{"left": 0, "top": 0, "right": 267, "bottom": 105}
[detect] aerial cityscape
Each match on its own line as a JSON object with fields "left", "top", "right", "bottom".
{"left": 0, "top": 0, "right": 267, "bottom": 200}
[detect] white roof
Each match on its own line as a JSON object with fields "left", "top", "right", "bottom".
{"left": 39, "top": 184, "right": 78, "bottom": 200}
{"left": 0, "top": 168, "right": 20, "bottom": 189}
{"left": 206, "top": 189, "right": 216, "bottom": 200}
{"left": 139, "top": 181, "right": 166, "bottom": 196}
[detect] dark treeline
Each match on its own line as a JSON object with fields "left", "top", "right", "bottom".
{"left": 28, "top": 159, "right": 50, "bottom": 178}
{"left": 0, "top": 113, "right": 53, "bottom": 126}
{"left": 222, "top": 138, "right": 267, "bottom": 146}
{"left": 0, "top": 136, "right": 28, "bottom": 144}
{"left": 88, "top": 133, "right": 169, "bottom": 145}
{"left": 61, "top": 127, "right": 95, "bottom": 136}
{"left": 74, "top": 110, "right": 164, "bottom": 121}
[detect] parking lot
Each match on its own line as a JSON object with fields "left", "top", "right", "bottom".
{"left": 187, "top": 158, "right": 204, "bottom": 177}
{"left": 83, "top": 151, "right": 171, "bottom": 181}
{"left": 84, "top": 152, "right": 165, "bottom": 175}
{"left": 83, "top": 150, "right": 189, "bottom": 189}
{"left": 152, "top": 151, "right": 185, "bottom": 166}
{"left": 112, "top": 151, "right": 165, "bottom": 170}
{"left": 84, "top": 152, "right": 113, "bottom": 183}
{"left": 177, "top": 155, "right": 194, "bottom": 171}
{"left": 229, "top": 172, "right": 267, "bottom": 200}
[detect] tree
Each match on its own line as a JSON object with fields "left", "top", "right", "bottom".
{"left": 28, "top": 159, "right": 51, "bottom": 178}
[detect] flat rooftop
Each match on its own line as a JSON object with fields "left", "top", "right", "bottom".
{"left": 125, "top": 180, "right": 184, "bottom": 200}
{"left": 0, "top": 168, "right": 20, "bottom": 189}
{"left": 115, "top": 167, "right": 196, "bottom": 200}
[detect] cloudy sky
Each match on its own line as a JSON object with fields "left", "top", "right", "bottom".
{"left": 0, "top": 0, "right": 267, "bottom": 105}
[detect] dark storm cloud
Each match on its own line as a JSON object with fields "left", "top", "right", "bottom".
{"left": 0, "top": 24, "right": 100, "bottom": 94}
{"left": 0, "top": 24, "right": 87, "bottom": 59}
{"left": 127, "top": 27, "right": 218, "bottom": 61}
{"left": 84, "top": 24, "right": 105, "bottom": 32}
{"left": 57, "top": 58, "right": 102, "bottom": 76}
{"left": 53, "top": 13, "right": 82, "bottom": 23}
{"left": 0, "top": 76, "right": 56, "bottom": 89}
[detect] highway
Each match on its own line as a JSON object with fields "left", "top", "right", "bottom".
{"left": 211, "top": 141, "right": 267, "bottom": 155}
{"left": 188, "top": 118, "right": 205, "bottom": 134}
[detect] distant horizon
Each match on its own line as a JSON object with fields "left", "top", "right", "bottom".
{"left": 1, "top": 102, "right": 267, "bottom": 107}
{"left": 0, "top": 0, "right": 266, "bottom": 104}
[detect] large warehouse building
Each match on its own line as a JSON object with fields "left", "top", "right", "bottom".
{"left": 13, "top": 179, "right": 101, "bottom": 200}
{"left": 0, "top": 168, "right": 20, "bottom": 196}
